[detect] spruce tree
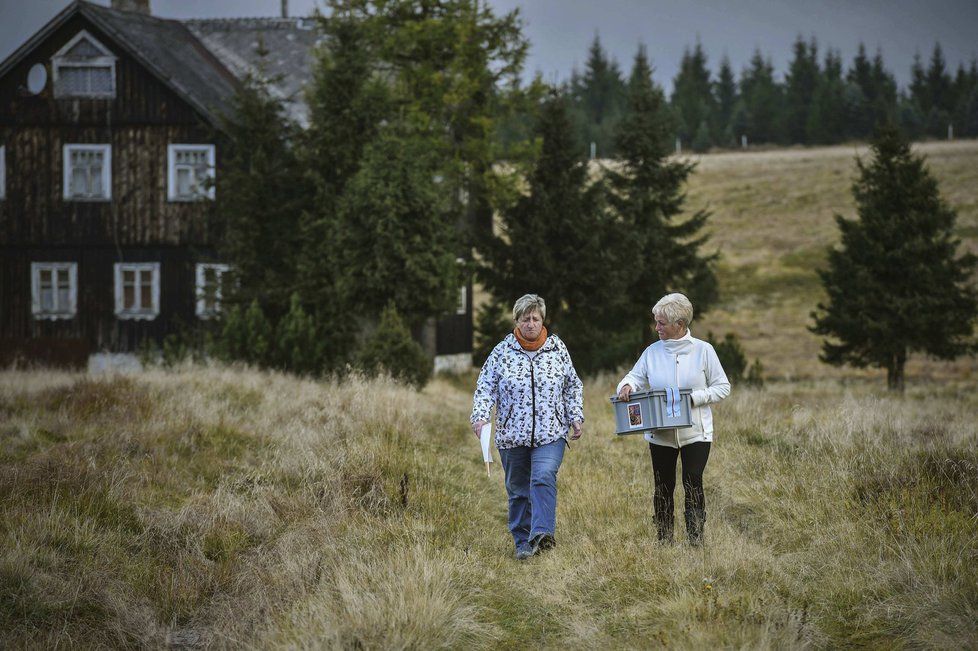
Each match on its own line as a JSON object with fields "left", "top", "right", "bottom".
{"left": 298, "top": 11, "right": 390, "bottom": 315}
{"left": 739, "top": 50, "right": 784, "bottom": 144}
{"left": 671, "top": 42, "right": 716, "bottom": 148}
{"left": 476, "top": 91, "right": 623, "bottom": 372}
{"left": 870, "top": 49, "right": 898, "bottom": 127}
{"left": 807, "top": 49, "right": 847, "bottom": 144}
{"left": 925, "top": 43, "right": 953, "bottom": 136}
{"left": 784, "top": 37, "right": 820, "bottom": 144}
{"left": 609, "top": 46, "right": 718, "bottom": 358}
{"left": 331, "top": 120, "right": 460, "bottom": 329}
{"left": 811, "top": 125, "right": 977, "bottom": 390}
{"left": 216, "top": 70, "right": 311, "bottom": 321}
{"left": 355, "top": 303, "right": 433, "bottom": 389}
{"left": 909, "top": 52, "right": 929, "bottom": 113}
{"left": 713, "top": 56, "right": 738, "bottom": 146}
{"left": 571, "top": 35, "right": 627, "bottom": 158}
{"left": 846, "top": 43, "right": 876, "bottom": 138}
{"left": 300, "top": 0, "right": 529, "bottom": 361}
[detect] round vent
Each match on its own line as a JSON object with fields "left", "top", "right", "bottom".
{"left": 27, "top": 63, "right": 48, "bottom": 94}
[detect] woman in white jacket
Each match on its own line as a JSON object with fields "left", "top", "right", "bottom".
{"left": 616, "top": 293, "right": 730, "bottom": 545}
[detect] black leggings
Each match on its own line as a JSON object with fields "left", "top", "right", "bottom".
{"left": 649, "top": 441, "right": 711, "bottom": 540}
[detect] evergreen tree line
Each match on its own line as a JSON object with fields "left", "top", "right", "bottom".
{"left": 563, "top": 36, "right": 978, "bottom": 157}
{"left": 182, "top": 2, "right": 974, "bottom": 389}
{"left": 193, "top": 2, "right": 726, "bottom": 384}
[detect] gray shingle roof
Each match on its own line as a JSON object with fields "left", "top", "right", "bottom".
{"left": 0, "top": 1, "right": 321, "bottom": 128}
{"left": 185, "top": 17, "right": 321, "bottom": 126}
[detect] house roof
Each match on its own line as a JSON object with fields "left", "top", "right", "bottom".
{"left": 0, "top": 1, "right": 321, "bottom": 128}
{"left": 185, "top": 17, "right": 321, "bottom": 126}
{"left": 81, "top": 2, "right": 242, "bottom": 126}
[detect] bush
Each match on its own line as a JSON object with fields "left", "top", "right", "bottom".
{"left": 276, "top": 293, "right": 323, "bottom": 375}
{"left": 707, "top": 331, "right": 747, "bottom": 383}
{"left": 745, "top": 358, "right": 764, "bottom": 388}
{"left": 355, "top": 304, "right": 432, "bottom": 389}
{"left": 213, "top": 300, "right": 273, "bottom": 366}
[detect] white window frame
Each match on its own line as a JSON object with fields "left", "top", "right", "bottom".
{"left": 114, "top": 262, "right": 160, "bottom": 320}
{"left": 456, "top": 285, "right": 468, "bottom": 315}
{"left": 195, "top": 263, "right": 229, "bottom": 318}
{"left": 455, "top": 257, "right": 467, "bottom": 315}
{"left": 167, "top": 144, "right": 216, "bottom": 201}
{"left": 52, "top": 30, "right": 117, "bottom": 99}
{"left": 0, "top": 145, "right": 5, "bottom": 200}
{"left": 63, "top": 144, "right": 112, "bottom": 201}
{"left": 31, "top": 262, "right": 78, "bottom": 320}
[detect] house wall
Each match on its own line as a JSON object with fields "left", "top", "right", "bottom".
{"left": 0, "top": 13, "right": 222, "bottom": 365}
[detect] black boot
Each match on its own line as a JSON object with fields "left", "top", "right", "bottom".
{"left": 685, "top": 508, "right": 706, "bottom": 546}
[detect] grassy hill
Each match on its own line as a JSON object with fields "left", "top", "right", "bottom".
{"left": 1, "top": 367, "right": 976, "bottom": 648}
{"left": 684, "top": 140, "right": 978, "bottom": 384}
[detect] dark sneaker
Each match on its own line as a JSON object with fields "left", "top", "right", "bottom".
{"left": 531, "top": 533, "right": 556, "bottom": 554}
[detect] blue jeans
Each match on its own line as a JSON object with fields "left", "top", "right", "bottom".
{"left": 498, "top": 439, "right": 566, "bottom": 551}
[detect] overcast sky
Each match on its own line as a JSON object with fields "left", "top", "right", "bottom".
{"left": 2, "top": 0, "right": 977, "bottom": 94}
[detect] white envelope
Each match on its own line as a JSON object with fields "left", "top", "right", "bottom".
{"left": 480, "top": 423, "right": 493, "bottom": 464}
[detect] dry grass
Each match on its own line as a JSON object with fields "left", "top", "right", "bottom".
{"left": 2, "top": 365, "right": 976, "bottom": 648}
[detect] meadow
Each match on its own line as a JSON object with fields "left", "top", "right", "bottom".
{"left": 2, "top": 141, "right": 977, "bottom": 648}
{"left": 1, "top": 368, "right": 975, "bottom": 648}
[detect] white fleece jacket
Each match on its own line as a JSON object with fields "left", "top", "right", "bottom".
{"left": 616, "top": 330, "right": 730, "bottom": 447}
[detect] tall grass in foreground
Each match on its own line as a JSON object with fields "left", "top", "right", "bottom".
{"left": 1, "top": 366, "right": 975, "bottom": 648}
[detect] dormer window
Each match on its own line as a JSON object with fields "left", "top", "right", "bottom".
{"left": 52, "top": 30, "right": 116, "bottom": 99}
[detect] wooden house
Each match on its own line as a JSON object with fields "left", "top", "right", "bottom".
{"left": 0, "top": 0, "right": 473, "bottom": 371}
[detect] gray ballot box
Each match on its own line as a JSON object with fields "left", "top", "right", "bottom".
{"left": 610, "top": 388, "right": 693, "bottom": 436}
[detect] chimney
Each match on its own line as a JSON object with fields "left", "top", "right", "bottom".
{"left": 111, "top": 0, "right": 151, "bottom": 14}
{"left": 281, "top": 0, "right": 289, "bottom": 18}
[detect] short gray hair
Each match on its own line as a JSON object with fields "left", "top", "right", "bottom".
{"left": 513, "top": 294, "right": 546, "bottom": 322}
{"left": 652, "top": 293, "right": 693, "bottom": 326}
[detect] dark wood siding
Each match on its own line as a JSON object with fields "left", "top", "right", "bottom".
{"left": 0, "top": 126, "right": 219, "bottom": 247}
{"left": 435, "top": 277, "right": 473, "bottom": 356}
{"left": 1, "top": 245, "right": 218, "bottom": 357}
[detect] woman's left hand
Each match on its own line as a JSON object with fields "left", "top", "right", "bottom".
{"left": 570, "top": 421, "right": 583, "bottom": 440}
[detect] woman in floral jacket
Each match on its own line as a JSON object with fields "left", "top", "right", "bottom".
{"left": 471, "top": 294, "right": 585, "bottom": 560}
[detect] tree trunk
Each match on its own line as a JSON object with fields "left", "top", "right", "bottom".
{"left": 420, "top": 317, "right": 437, "bottom": 359}
{"left": 886, "top": 352, "right": 906, "bottom": 392}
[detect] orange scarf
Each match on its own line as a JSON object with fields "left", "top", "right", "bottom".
{"left": 514, "top": 325, "right": 548, "bottom": 351}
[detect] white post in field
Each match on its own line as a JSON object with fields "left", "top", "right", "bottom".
{"left": 675, "top": 137, "right": 681, "bottom": 154}
{"left": 948, "top": 123, "right": 953, "bottom": 140}
{"left": 741, "top": 134, "right": 748, "bottom": 148}
{"left": 590, "top": 141, "right": 596, "bottom": 160}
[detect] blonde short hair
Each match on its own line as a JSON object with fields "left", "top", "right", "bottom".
{"left": 513, "top": 294, "right": 546, "bottom": 322}
{"left": 652, "top": 293, "right": 693, "bottom": 327}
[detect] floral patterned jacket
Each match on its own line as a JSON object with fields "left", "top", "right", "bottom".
{"left": 470, "top": 333, "right": 585, "bottom": 450}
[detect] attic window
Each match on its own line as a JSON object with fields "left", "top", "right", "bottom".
{"left": 53, "top": 30, "right": 116, "bottom": 98}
